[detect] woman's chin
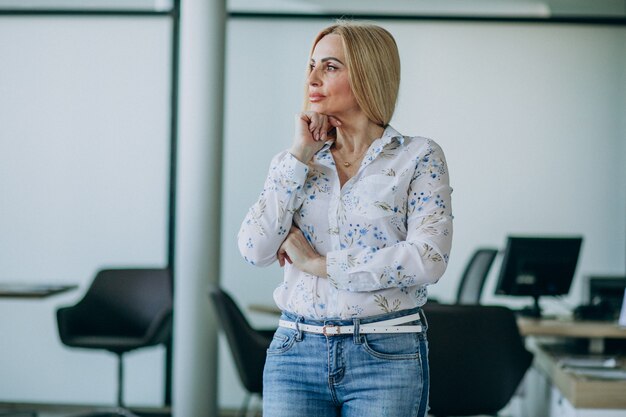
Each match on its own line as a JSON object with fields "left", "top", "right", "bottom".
{"left": 310, "top": 101, "right": 336, "bottom": 112}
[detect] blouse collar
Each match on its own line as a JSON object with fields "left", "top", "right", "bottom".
{"left": 318, "top": 124, "right": 405, "bottom": 153}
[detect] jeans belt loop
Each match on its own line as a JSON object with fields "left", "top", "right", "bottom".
{"left": 418, "top": 308, "right": 428, "bottom": 333}
{"left": 295, "top": 316, "right": 304, "bottom": 341}
{"left": 353, "top": 318, "right": 361, "bottom": 344}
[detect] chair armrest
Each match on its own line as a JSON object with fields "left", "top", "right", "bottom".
{"left": 56, "top": 303, "right": 95, "bottom": 344}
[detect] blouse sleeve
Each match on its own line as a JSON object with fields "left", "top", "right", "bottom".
{"left": 325, "top": 140, "right": 453, "bottom": 292}
{"left": 237, "top": 151, "right": 309, "bottom": 267}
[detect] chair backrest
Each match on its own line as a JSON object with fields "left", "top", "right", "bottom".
{"left": 208, "top": 285, "right": 270, "bottom": 395}
{"left": 423, "top": 303, "right": 533, "bottom": 417}
{"left": 456, "top": 248, "right": 498, "bottom": 305}
{"left": 60, "top": 268, "right": 172, "bottom": 343}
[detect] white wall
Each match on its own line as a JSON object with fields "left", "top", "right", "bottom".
{"left": 0, "top": 17, "right": 171, "bottom": 406}
{"left": 219, "top": 18, "right": 626, "bottom": 409}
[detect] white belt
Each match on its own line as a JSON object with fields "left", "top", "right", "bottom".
{"left": 278, "top": 312, "right": 422, "bottom": 336}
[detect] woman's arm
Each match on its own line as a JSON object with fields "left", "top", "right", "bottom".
{"left": 325, "top": 140, "right": 453, "bottom": 291}
{"left": 238, "top": 112, "right": 340, "bottom": 267}
{"left": 277, "top": 226, "right": 327, "bottom": 276}
{"left": 237, "top": 151, "right": 310, "bottom": 267}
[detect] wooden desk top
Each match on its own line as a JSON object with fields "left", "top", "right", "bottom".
{"left": 534, "top": 344, "right": 626, "bottom": 409}
{"left": 249, "top": 303, "right": 281, "bottom": 315}
{"left": 0, "top": 283, "right": 78, "bottom": 298}
{"left": 518, "top": 317, "right": 626, "bottom": 339}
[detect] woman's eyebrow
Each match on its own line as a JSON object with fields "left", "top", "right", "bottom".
{"left": 310, "top": 57, "right": 345, "bottom": 65}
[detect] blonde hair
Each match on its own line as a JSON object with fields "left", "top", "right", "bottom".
{"left": 304, "top": 21, "right": 401, "bottom": 127}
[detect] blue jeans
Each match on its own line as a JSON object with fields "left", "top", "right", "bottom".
{"left": 263, "top": 308, "right": 429, "bottom": 417}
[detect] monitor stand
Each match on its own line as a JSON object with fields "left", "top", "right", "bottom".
{"left": 518, "top": 295, "right": 542, "bottom": 318}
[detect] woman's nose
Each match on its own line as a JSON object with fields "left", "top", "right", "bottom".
{"left": 308, "top": 67, "right": 322, "bottom": 86}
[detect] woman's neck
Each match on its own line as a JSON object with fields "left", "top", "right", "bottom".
{"left": 333, "top": 116, "right": 385, "bottom": 153}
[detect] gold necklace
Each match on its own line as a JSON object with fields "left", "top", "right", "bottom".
{"left": 333, "top": 146, "right": 369, "bottom": 168}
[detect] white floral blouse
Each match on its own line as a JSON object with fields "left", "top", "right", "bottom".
{"left": 238, "top": 125, "right": 453, "bottom": 319}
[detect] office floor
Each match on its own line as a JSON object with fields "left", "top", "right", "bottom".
{"left": 0, "top": 412, "right": 171, "bottom": 417}
{"left": 37, "top": 413, "right": 170, "bottom": 417}
{"left": 0, "top": 410, "right": 508, "bottom": 417}
{"left": 0, "top": 403, "right": 512, "bottom": 417}
{"left": 0, "top": 404, "right": 250, "bottom": 417}
{"left": 0, "top": 403, "right": 171, "bottom": 417}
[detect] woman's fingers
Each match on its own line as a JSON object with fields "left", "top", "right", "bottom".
{"left": 278, "top": 225, "right": 325, "bottom": 276}
{"left": 309, "top": 113, "right": 323, "bottom": 141}
{"left": 315, "top": 114, "right": 342, "bottom": 141}
{"left": 278, "top": 228, "right": 302, "bottom": 267}
{"left": 307, "top": 115, "right": 319, "bottom": 137}
{"left": 290, "top": 112, "right": 341, "bottom": 163}
{"left": 278, "top": 227, "right": 305, "bottom": 266}
{"left": 277, "top": 246, "right": 293, "bottom": 267}
{"left": 298, "top": 112, "right": 320, "bottom": 141}
{"left": 320, "top": 117, "right": 331, "bottom": 141}
{"left": 303, "top": 112, "right": 340, "bottom": 141}
{"left": 328, "top": 116, "right": 342, "bottom": 128}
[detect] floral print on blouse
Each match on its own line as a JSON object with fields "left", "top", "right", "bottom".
{"left": 238, "top": 125, "right": 453, "bottom": 319}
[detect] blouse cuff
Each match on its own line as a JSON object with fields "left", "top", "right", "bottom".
{"left": 272, "top": 152, "right": 309, "bottom": 188}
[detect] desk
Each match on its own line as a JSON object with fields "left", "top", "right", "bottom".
{"left": 518, "top": 318, "right": 626, "bottom": 339}
{"left": 0, "top": 282, "right": 78, "bottom": 417}
{"left": 519, "top": 318, "right": 626, "bottom": 417}
{"left": 518, "top": 317, "right": 626, "bottom": 354}
{"left": 536, "top": 345, "right": 626, "bottom": 409}
{"left": 526, "top": 343, "right": 626, "bottom": 417}
{"left": 248, "top": 303, "right": 281, "bottom": 315}
{"left": 0, "top": 283, "right": 78, "bottom": 298}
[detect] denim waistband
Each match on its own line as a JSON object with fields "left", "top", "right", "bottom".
{"left": 280, "top": 307, "right": 424, "bottom": 328}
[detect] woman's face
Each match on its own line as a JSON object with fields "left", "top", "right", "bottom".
{"left": 307, "top": 34, "right": 360, "bottom": 117}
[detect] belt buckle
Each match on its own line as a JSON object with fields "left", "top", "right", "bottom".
{"left": 322, "top": 324, "right": 340, "bottom": 336}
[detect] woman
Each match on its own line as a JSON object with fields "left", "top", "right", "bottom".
{"left": 238, "top": 21, "right": 452, "bottom": 417}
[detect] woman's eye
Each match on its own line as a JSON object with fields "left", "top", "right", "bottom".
{"left": 326, "top": 65, "right": 337, "bottom": 71}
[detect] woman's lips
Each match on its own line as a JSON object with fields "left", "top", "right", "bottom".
{"left": 309, "top": 94, "right": 325, "bottom": 102}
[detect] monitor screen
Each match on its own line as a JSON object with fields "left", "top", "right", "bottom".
{"left": 589, "top": 276, "right": 626, "bottom": 319}
{"left": 495, "top": 236, "right": 583, "bottom": 316}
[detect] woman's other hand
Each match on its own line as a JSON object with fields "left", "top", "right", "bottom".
{"left": 277, "top": 226, "right": 327, "bottom": 277}
{"left": 290, "top": 111, "right": 341, "bottom": 164}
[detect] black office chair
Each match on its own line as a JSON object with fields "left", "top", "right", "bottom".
{"left": 208, "top": 285, "right": 275, "bottom": 417}
{"left": 57, "top": 268, "right": 173, "bottom": 417}
{"left": 423, "top": 303, "right": 533, "bottom": 417}
{"left": 455, "top": 248, "right": 498, "bottom": 305}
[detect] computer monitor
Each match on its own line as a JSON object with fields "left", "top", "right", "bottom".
{"left": 495, "top": 236, "right": 583, "bottom": 317}
{"left": 588, "top": 276, "right": 626, "bottom": 320}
